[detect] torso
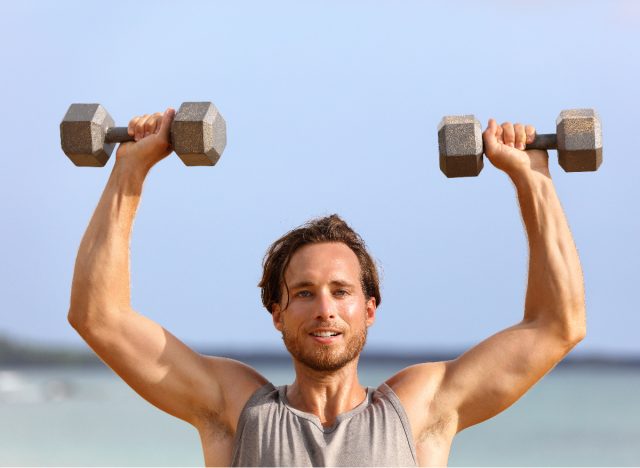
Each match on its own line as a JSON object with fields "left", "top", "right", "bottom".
{"left": 197, "top": 427, "right": 454, "bottom": 467}
{"left": 198, "top": 421, "right": 234, "bottom": 467}
{"left": 414, "top": 429, "right": 455, "bottom": 466}
{"left": 195, "top": 380, "right": 456, "bottom": 467}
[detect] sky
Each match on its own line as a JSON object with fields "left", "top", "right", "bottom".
{"left": 0, "top": 0, "right": 638, "bottom": 356}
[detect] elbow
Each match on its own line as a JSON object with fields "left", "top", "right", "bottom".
{"left": 549, "top": 320, "right": 585, "bottom": 359}
{"left": 68, "top": 308, "right": 87, "bottom": 334}
{"left": 68, "top": 304, "right": 127, "bottom": 339}
{"left": 68, "top": 292, "right": 88, "bottom": 331}
{"left": 67, "top": 304, "right": 100, "bottom": 336}
{"left": 568, "top": 302, "right": 587, "bottom": 345}
{"left": 565, "top": 327, "right": 586, "bottom": 348}
{"left": 562, "top": 310, "right": 587, "bottom": 348}
{"left": 555, "top": 295, "right": 587, "bottom": 347}
{"left": 534, "top": 306, "right": 586, "bottom": 349}
{"left": 569, "top": 324, "right": 586, "bottom": 346}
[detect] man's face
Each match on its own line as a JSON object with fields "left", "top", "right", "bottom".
{"left": 272, "top": 242, "right": 376, "bottom": 372}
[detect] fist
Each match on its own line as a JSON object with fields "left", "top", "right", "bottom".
{"left": 115, "top": 108, "right": 176, "bottom": 172}
{"left": 482, "top": 119, "right": 550, "bottom": 178}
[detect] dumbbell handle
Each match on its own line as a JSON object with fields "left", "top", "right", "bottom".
{"left": 105, "top": 127, "right": 559, "bottom": 148}
{"left": 105, "top": 127, "right": 138, "bottom": 144}
{"left": 525, "top": 133, "right": 557, "bottom": 150}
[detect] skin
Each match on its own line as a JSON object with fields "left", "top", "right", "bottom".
{"left": 68, "top": 110, "right": 585, "bottom": 466}
{"left": 272, "top": 241, "right": 376, "bottom": 427}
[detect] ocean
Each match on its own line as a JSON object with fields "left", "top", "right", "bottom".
{"left": 0, "top": 363, "right": 638, "bottom": 466}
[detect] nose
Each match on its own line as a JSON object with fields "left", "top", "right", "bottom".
{"left": 315, "top": 290, "right": 336, "bottom": 320}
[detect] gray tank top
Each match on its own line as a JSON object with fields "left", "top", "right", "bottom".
{"left": 231, "top": 382, "right": 417, "bottom": 467}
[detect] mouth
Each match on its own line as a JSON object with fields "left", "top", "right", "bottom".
{"left": 308, "top": 329, "right": 343, "bottom": 344}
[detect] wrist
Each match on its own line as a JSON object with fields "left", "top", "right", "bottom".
{"left": 508, "top": 165, "right": 551, "bottom": 189}
{"left": 113, "top": 158, "right": 151, "bottom": 186}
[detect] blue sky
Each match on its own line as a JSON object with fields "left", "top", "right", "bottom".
{"left": 1, "top": 0, "right": 638, "bottom": 355}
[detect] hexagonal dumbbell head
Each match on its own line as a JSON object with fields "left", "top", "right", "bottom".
{"left": 556, "top": 109, "right": 602, "bottom": 172}
{"left": 438, "top": 115, "right": 483, "bottom": 178}
{"left": 171, "top": 102, "right": 227, "bottom": 166}
{"left": 60, "top": 104, "right": 115, "bottom": 166}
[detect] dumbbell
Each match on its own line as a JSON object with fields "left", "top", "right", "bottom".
{"left": 60, "top": 102, "right": 227, "bottom": 167}
{"left": 437, "top": 109, "right": 602, "bottom": 178}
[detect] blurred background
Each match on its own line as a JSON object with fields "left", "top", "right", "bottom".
{"left": 1, "top": 0, "right": 638, "bottom": 465}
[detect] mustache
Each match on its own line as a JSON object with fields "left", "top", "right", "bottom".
{"left": 305, "top": 322, "right": 343, "bottom": 332}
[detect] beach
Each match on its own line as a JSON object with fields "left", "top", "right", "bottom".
{"left": 1, "top": 362, "right": 639, "bottom": 466}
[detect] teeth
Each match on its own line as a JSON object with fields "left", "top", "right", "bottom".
{"left": 312, "top": 331, "right": 339, "bottom": 337}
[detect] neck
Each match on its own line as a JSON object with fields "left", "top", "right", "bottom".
{"left": 287, "top": 357, "right": 367, "bottom": 427}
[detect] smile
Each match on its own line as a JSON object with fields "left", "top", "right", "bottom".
{"left": 308, "top": 330, "right": 343, "bottom": 344}
{"left": 311, "top": 331, "right": 340, "bottom": 337}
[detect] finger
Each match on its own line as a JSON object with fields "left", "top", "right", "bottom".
{"left": 525, "top": 125, "right": 536, "bottom": 144}
{"left": 514, "top": 123, "right": 526, "bottom": 150}
{"left": 483, "top": 118, "right": 501, "bottom": 154}
{"left": 502, "top": 121, "right": 515, "bottom": 148}
{"left": 495, "top": 120, "right": 503, "bottom": 144}
{"left": 157, "top": 107, "right": 176, "bottom": 142}
{"left": 143, "top": 113, "right": 160, "bottom": 138}
{"left": 128, "top": 116, "right": 142, "bottom": 138}
{"left": 152, "top": 112, "right": 163, "bottom": 134}
{"left": 135, "top": 114, "right": 150, "bottom": 141}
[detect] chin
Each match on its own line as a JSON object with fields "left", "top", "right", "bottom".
{"left": 300, "top": 348, "right": 357, "bottom": 372}
{"left": 282, "top": 329, "right": 368, "bottom": 372}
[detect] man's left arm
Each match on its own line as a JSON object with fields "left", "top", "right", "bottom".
{"left": 390, "top": 119, "right": 586, "bottom": 435}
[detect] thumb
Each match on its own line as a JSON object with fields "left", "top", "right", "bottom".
{"left": 158, "top": 107, "right": 176, "bottom": 141}
{"left": 482, "top": 118, "right": 501, "bottom": 156}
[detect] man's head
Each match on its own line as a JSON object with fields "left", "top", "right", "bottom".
{"left": 259, "top": 215, "right": 381, "bottom": 371}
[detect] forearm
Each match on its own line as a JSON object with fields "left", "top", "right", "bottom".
{"left": 512, "top": 169, "right": 586, "bottom": 342}
{"left": 68, "top": 161, "right": 148, "bottom": 328}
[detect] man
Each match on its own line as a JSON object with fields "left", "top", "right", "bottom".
{"left": 68, "top": 108, "right": 586, "bottom": 466}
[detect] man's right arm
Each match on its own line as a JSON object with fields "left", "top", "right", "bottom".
{"left": 67, "top": 109, "right": 267, "bottom": 428}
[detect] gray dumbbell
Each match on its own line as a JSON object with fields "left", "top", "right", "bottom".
{"left": 437, "top": 109, "right": 602, "bottom": 178}
{"left": 60, "top": 102, "right": 227, "bottom": 167}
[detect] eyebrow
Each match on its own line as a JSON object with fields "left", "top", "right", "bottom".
{"left": 289, "top": 279, "right": 355, "bottom": 290}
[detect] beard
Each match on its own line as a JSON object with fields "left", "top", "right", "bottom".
{"left": 281, "top": 320, "right": 368, "bottom": 372}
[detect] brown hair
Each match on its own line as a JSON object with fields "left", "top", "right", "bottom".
{"left": 259, "top": 214, "right": 381, "bottom": 313}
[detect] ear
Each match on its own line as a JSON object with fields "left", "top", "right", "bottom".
{"left": 272, "top": 304, "right": 283, "bottom": 332}
{"left": 365, "top": 297, "right": 376, "bottom": 327}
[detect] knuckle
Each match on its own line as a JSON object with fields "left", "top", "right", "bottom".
{"left": 501, "top": 125, "right": 514, "bottom": 136}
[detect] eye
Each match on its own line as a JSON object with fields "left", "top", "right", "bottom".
{"left": 295, "top": 290, "right": 312, "bottom": 298}
{"left": 335, "top": 289, "right": 349, "bottom": 297}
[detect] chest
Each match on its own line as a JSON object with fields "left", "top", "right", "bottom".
{"left": 198, "top": 430, "right": 453, "bottom": 467}
{"left": 231, "top": 405, "right": 417, "bottom": 466}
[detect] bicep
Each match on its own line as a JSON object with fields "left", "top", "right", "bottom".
{"left": 75, "top": 308, "right": 259, "bottom": 426}
{"left": 440, "top": 319, "right": 575, "bottom": 432}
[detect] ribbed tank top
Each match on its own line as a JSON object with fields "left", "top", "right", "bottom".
{"left": 231, "top": 382, "right": 417, "bottom": 467}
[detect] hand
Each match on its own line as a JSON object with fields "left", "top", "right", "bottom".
{"left": 482, "top": 119, "right": 550, "bottom": 179}
{"left": 115, "top": 108, "right": 176, "bottom": 173}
